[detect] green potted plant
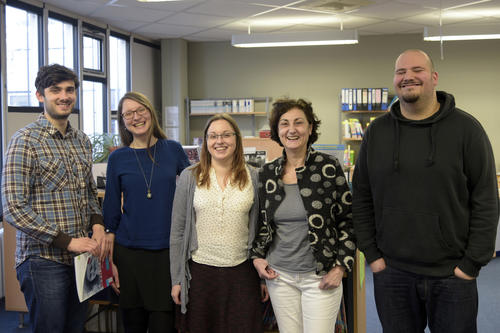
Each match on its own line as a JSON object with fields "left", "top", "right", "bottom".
{"left": 90, "top": 133, "right": 120, "bottom": 163}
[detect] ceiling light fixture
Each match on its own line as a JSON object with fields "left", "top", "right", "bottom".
{"left": 423, "top": 26, "right": 500, "bottom": 41}
{"left": 232, "top": 30, "right": 358, "bottom": 48}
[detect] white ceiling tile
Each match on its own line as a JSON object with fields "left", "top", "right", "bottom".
{"left": 158, "top": 12, "right": 234, "bottom": 28}
{"left": 134, "top": 22, "right": 202, "bottom": 38}
{"left": 188, "top": 27, "right": 240, "bottom": 41}
{"left": 444, "top": 3, "right": 500, "bottom": 18}
{"left": 104, "top": 18, "right": 149, "bottom": 32}
{"left": 395, "top": 0, "right": 495, "bottom": 10}
{"left": 358, "top": 20, "right": 424, "bottom": 34}
{"left": 352, "top": 2, "right": 430, "bottom": 20}
{"left": 89, "top": 5, "right": 174, "bottom": 22}
{"left": 43, "top": 0, "right": 108, "bottom": 16}
{"left": 294, "top": 15, "right": 383, "bottom": 30}
{"left": 221, "top": 21, "right": 294, "bottom": 34}
{"left": 115, "top": 0, "right": 203, "bottom": 12}
{"left": 278, "top": 24, "right": 344, "bottom": 32}
{"left": 459, "top": 16, "right": 500, "bottom": 24}
{"left": 186, "top": 1, "right": 269, "bottom": 17}
{"left": 240, "top": 8, "right": 341, "bottom": 30}
{"left": 234, "top": 0, "right": 295, "bottom": 6}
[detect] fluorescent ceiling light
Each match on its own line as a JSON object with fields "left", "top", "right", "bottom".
{"left": 424, "top": 26, "right": 500, "bottom": 41}
{"left": 232, "top": 30, "right": 358, "bottom": 48}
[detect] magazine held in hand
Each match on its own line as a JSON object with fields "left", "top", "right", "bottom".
{"left": 74, "top": 252, "right": 113, "bottom": 302}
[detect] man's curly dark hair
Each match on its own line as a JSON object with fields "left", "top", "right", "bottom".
{"left": 35, "top": 64, "right": 79, "bottom": 96}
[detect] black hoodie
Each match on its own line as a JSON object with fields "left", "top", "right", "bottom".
{"left": 353, "top": 91, "right": 499, "bottom": 277}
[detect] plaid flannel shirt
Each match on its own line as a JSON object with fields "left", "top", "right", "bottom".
{"left": 1, "top": 114, "right": 103, "bottom": 267}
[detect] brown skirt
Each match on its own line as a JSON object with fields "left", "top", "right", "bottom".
{"left": 177, "top": 260, "right": 263, "bottom": 333}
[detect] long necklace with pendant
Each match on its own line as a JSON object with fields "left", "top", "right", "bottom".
{"left": 132, "top": 143, "right": 157, "bottom": 199}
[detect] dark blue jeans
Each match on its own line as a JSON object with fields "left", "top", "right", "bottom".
{"left": 16, "top": 256, "right": 88, "bottom": 333}
{"left": 373, "top": 265, "right": 478, "bottom": 333}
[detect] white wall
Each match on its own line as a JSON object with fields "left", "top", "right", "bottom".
{"left": 5, "top": 113, "right": 80, "bottom": 144}
{"left": 132, "top": 41, "right": 162, "bottom": 112}
{"left": 187, "top": 33, "right": 500, "bottom": 171}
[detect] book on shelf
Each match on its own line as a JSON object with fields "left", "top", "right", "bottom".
{"left": 342, "top": 119, "right": 364, "bottom": 139}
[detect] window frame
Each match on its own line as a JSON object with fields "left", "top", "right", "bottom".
{"left": 82, "top": 22, "right": 106, "bottom": 78}
{"left": 5, "top": 0, "right": 43, "bottom": 110}
{"left": 82, "top": 75, "right": 107, "bottom": 136}
{"left": 47, "top": 11, "right": 78, "bottom": 71}
{"left": 109, "top": 31, "right": 131, "bottom": 91}
{"left": 108, "top": 31, "right": 131, "bottom": 129}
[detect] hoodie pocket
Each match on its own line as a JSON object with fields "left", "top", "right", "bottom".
{"left": 378, "top": 207, "right": 455, "bottom": 264}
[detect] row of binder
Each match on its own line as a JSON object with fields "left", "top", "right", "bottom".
{"left": 190, "top": 99, "right": 255, "bottom": 114}
{"left": 341, "top": 87, "right": 389, "bottom": 111}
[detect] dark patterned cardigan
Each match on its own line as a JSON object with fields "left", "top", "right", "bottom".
{"left": 250, "top": 147, "right": 356, "bottom": 274}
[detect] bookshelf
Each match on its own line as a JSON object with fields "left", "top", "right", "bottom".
{"left": 340, "top": 110, "right": 388, "bottom": 167}
{"left": 185, "top": 97, "right": 272, "bottom": 144}
{"left": 339, "top": 88, "right": 390, "bottom": 167}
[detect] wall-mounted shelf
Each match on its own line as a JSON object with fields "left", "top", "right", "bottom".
{"left": 189, "top": 112, "right": 267, "bottom": 116}
{"left": 185, "top": 97, "right": 271, "bottom": 144}
{"left": 342, "top": 110, "right": 388, "bottom": 115}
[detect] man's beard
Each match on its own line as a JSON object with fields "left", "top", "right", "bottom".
{"left": 401, "top": 93, "right": 419, "bottom": 104}
{"left": 45, "top": 104, "right": 73, "bottom": 120}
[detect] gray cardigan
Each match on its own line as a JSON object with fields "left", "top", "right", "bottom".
{"left": 170, "top": 164, "right": 260, "bottom": 313}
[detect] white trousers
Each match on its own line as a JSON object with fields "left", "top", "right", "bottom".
{"left": 266, "top": 268, "right": 343, "bottom": 333}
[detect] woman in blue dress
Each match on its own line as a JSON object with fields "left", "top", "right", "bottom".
{"left": 103, "top": 91, "right": 190, "bottom": 333}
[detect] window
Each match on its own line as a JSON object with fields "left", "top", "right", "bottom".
{"left": 48, "top": 16, "right": 76, "bottom": 69}
{"left": 82, "top": 25, "right": 107, "bottom": 135}
{"left": 109, "top": 34, "right": 129, "bottom": 135}
{"left": 83, "top": 35, "right": 103, "bottom": 72}
{"left": 82, "top": 80, "right": 105, "bottom": 136}
{"left": 6, "top": 5, "right": 40, "bottom": 106}
{"left": 109, "top": 35, "right": 129, "bottom": 111}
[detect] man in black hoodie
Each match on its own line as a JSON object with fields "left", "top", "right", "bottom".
{"left": 353, "top": 49, "right": 499, "bottom": 332}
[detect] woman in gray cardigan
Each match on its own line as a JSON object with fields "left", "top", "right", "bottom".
{"left": 170, "top": 113, "right": 267, "bottom": 333}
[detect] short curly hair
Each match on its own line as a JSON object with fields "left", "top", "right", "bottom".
{"left": 269, "top": 98, "right": 321, "bottom": 147}
{"left": 35, "top": 64, "right": 79, "bottom": 96}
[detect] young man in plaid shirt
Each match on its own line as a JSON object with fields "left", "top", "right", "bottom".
{"left": 2, "top": 64, "right": 109, "bottom": 333}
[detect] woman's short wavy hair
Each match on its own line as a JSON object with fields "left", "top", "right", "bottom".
{"left": 269, "top": 98, "right": 321, "bottom": 147}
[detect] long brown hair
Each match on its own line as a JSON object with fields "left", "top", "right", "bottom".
{"left": 193, "top": 113, "right": 248, "bottom": 189}
{"left": 117, "top": 91, "right": 166, "bottom": 161}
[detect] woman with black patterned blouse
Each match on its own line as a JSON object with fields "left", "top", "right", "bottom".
{"left": 251, "top": 98, "right": 356, "bottom": 333}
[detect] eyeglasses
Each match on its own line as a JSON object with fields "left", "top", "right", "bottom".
{"left": 122, "top": 107, "right": 148, "bottom": 120}
{"left": 206, "top": 132, "right": 236, "bottom": 141}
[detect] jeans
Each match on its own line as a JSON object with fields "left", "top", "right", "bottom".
{"left": 266, "top": 268, "right": 343, "bottom": 333}
{"left": 373, "top": 265, "right": 478, "bottom": 333}
{"left": 16, "top": 256, "right": 88, "bottom": 333}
